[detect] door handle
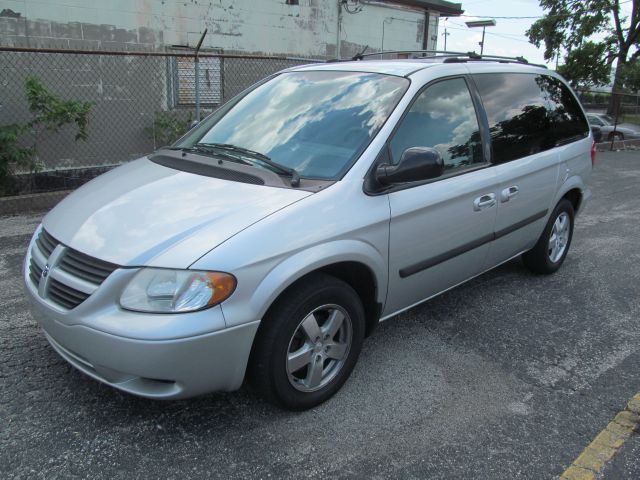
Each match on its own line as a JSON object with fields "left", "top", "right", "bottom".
{"left": 473, "top": 193, "right": 496, "bottom": 211}
{"left": 500, "top": 185, "right": 519, "bottom": 202}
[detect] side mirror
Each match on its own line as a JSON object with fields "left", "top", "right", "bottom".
{"left": 375, "top": 147, "right": 444, "bottom": 186}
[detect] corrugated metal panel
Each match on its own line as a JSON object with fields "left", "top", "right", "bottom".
{"left": 176, "top": 56, "right": 222, "bottom": 105}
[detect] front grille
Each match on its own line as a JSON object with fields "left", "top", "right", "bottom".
{"left": 36, "top": 229, "right": 58, "bottom": 257}
{"left": 59, "top": 248, "right": 118, "bottom": 285}
{"left": 29, "top": 227, "right": 119, "bottom": 310}
{"left": 48, "top": 278, "right": 91, "bottom": 310}
{"left": 29, "top": 257, "right": 43, "bottom": 285}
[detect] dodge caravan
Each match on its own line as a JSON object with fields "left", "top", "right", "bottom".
{"left": 23, "top": 52, "right": 593, "bottom": 410}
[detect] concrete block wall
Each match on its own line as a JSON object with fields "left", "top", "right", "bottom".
{"left": 1, "top": 51, "right": 167, "bottom": 171}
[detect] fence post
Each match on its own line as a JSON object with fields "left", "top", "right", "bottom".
{"left": 610, "top": 91, "right": 620, "bottom": 151}
{"left": 193, "top": 29, "right": 207, "bottom": 122}
{"left": 195, "top": 57, "right": 200, "bottom": 122}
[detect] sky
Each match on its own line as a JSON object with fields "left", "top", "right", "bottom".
{"left": 440, "top": 0, "right": 634, "bottom": 68}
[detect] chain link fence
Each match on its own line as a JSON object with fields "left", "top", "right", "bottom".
{"left": 578, "top": 90, "right": 640, "bottom": 118}
{"left": 0, "top": 47, "right": 320, "bottom": 210}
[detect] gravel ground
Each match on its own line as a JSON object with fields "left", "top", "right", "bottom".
{"left": 1, "top": 151, "right": 639, "bottom": 479}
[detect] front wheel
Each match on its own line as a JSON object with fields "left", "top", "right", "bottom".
{"left": 522, "top": 199, "right": 574, "bottom": 274}
{"left": 248, "top": 273, "right": 365, "bottom": 410}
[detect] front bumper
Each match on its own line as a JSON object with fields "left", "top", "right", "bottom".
{"left": 23, "top": 242, "right": 259, "bottom": 399}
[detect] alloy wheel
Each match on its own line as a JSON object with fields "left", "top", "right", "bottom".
{"left": 548, "top": 212, "right": 570, "bottom": 263}
{"left": 286, "top": 304, "right": 352, "bottom": 392}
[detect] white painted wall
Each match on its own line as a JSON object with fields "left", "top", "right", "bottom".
{"left": 0, "top": 0, "right": 440, "bottom": 57}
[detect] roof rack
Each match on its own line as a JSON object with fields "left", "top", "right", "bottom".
{"left": 348, "top": 50, "right": 547, "bottom": 69}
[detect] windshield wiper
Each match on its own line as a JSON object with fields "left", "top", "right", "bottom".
{"left": 161, "top": 144, "right": 255, "bottom": 168}
{"left": 195, "top": 142, "right": 300, "bottom": 187}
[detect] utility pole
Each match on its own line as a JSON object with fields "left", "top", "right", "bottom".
{"left": 442, "top": 27, "right": 450, "bottom": 51}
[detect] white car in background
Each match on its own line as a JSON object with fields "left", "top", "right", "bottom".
{"left": 586, "top": 113, "right": 640, "bottom": 141}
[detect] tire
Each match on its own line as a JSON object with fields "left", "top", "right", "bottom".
{"left": 522, "top": 199, "right": 574, "bottom": 274}
{"left": 608, "top": 131, "right": 624, "bottom": 141}
{"left": 248, "top": 273, "right": 365, "bottom": 410}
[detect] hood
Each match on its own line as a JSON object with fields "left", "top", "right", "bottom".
{"left": 43, "top": 158, "right": 312, "bottom": 268}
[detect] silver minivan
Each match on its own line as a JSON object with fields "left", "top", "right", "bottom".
{"left": 23, "top": 53, "right": 594, "bottom": 410}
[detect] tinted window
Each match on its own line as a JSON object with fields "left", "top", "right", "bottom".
{"left": 176, "top": 71, "right": 409, "bottom": 180}
{"left": 473, "top": 73, "right": 588, "bottom": 163}
{"left": 540, "top": 75, "right": 589, "bottom": 144}
{"left": 389, "top": 78, "right": 484, "bottom": 172}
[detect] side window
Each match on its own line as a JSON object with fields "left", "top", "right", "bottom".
{"left": 389, "top": 78, "right": 484, "bottom": 173}
{"left": 538, "top": 75, "right": 589, "bottom": 144}
{"left": 473, "top": 73, "right": 589, "bottom": 164}
{"left": 473, "top": 73, "right": 554, "bottom": 163}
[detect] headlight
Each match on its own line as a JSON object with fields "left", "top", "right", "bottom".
{"left": 120, "top": 268, "right": 236, "bottom": 313}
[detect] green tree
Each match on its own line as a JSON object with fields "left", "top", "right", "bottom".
{"left": 0, "top": 77, "right": 94, "bottom": 195}
{"left": 527, "top": 0, "right": 640, "bottom": 111}
{"left": 25, "top": 76, "right": 93, "bottom": 142}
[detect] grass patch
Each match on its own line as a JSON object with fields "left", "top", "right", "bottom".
{"left": 620, "top": 113, "right": 640, "bottom": 124}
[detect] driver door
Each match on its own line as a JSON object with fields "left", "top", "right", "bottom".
{"left": 383, "top": 77, "right": 499, "bottom": 316}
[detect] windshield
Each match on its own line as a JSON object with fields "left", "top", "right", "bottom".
{"left": 602, "top": 114, "right": 614, "bottom": 124}
{"left": 175, "top": 71, "right": 409, "bottom": 180}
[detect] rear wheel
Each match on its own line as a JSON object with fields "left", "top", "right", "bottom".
{"left": 522, "top": 199, "right": 574, "bottom": 274}
{"left": 608, "top": 131, "right": 624, "bottom": 141}
{"left": 248, "top": 273, "right": 365, "bottom": 410}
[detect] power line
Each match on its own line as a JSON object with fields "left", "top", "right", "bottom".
{"left": 445, "top": 0, "right": 634, "bottom": 21}
{"left": 444, "top": 25, "right": 532, "bottom": 43}
{"left": 456, "top": 14, "right": 543, "bottom": 19}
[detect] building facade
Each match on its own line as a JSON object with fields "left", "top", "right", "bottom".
{"left": 0, "top": 0, "right": 463, "bottom": 58}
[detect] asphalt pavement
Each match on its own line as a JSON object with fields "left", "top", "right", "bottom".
{"left": 1, "top": 151, "right": 639, "bottom": 479}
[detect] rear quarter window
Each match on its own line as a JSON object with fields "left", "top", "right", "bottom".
{"left": 473, "top": 73, "right": 589, "bottom": 163}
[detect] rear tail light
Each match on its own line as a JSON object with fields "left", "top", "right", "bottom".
{"left": 591, "top": 140, "right": 596, "bottom": 168}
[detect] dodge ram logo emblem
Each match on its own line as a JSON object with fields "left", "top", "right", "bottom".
{"left": 41, "top": 265, "right": 50, "bottom": 279}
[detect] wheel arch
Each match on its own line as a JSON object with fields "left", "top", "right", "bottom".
{"left": 554, "top": 176, "right": 586, "bottom": 215}
{"left": 250, "top": 241, "right": 387, "bottom": 338}
{"left": 562, "top": 187, "right": 583, "bottom": 213}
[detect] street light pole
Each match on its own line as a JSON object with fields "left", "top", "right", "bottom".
{"left": 465, "top": 19, "right": 496, "bottom": 55}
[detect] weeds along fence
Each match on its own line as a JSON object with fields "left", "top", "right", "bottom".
{"left": 0, "top": 47, "right": 320, "bottom": 204}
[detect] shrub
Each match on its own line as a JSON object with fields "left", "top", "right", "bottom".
{"left": 0, "top": 77, "right": 93, "bottom": 195}
{"left": 145, "top": 110, "right": 193, "bottom": 147}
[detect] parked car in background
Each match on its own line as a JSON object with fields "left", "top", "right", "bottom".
{"left": 586, "top": 113, "right": 640, "bottom": 141}
{"left": 23, "top": 53, "right": 594, "bottom": 410}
